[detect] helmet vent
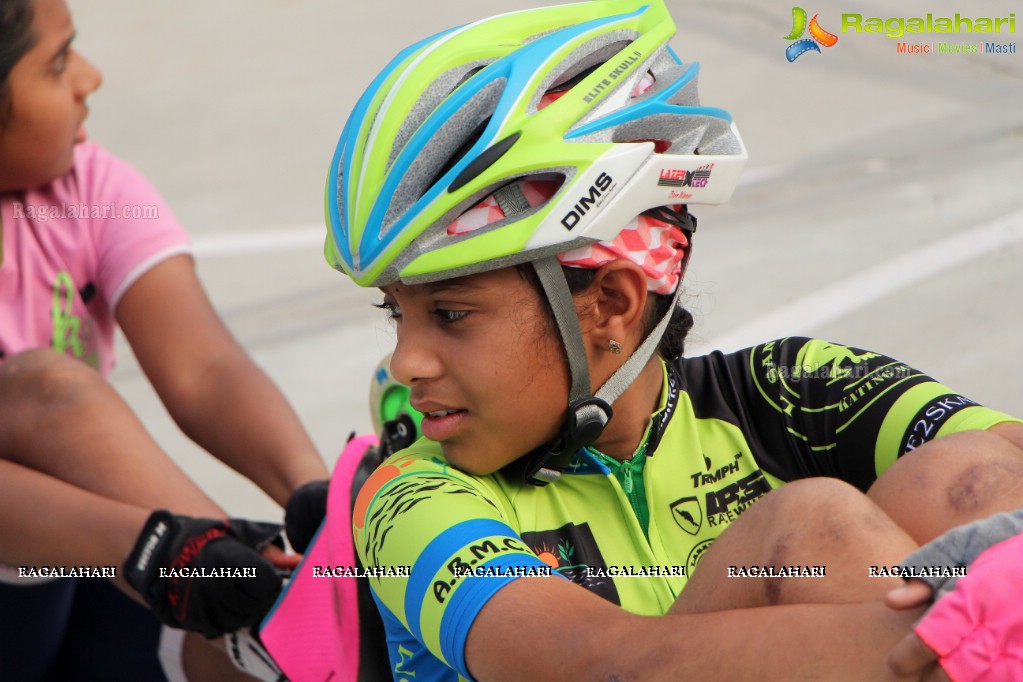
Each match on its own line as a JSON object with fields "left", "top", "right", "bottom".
{"left": 445, "top": 174, "right": 563, "bottom": 236}
{"left": 387, "top": 61, "right": 494, "bottom": 172}
{"left": 381, "top": 79, "right": 505, "bottom": 235}
{"left": 528, "top": 35, "right": 637, "bottom": 114}
{"left": 447, "top": 131, "right": 521, "bottom": 193}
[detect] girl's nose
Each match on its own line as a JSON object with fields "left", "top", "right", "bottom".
{"left": 389, "top": 328, "right": 443, "bottom": 387}
{"left": 72, "top": 51, "right": 102, "bottom": 99}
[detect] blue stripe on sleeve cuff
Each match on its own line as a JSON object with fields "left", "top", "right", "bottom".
{"left": 404, "top": 519, "right": 517, "bottom": 643}
{"left": 439, "top": 553, "right": 551, "bottom": 680}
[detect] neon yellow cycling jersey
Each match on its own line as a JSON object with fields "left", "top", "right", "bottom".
{"left": 353, "top": 337, "right": 1020, "bottom": 681}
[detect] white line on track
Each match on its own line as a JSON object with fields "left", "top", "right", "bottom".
{"left": 192, "top": 225, "right": 325, "bottom": 258}
{"left": 190, "top": 204, "right": 1023, "bottom": 358}
{"left": 704, "top": 208, "right": 1023, "bottom": 352}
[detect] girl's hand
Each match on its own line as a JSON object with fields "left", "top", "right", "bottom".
{"left": 885, "top": 581, "right": 951, "bottom": 681}
{"left": 262, "top": 543, "right": 302, "bottom": 573}
{"left": 886, "top": 633, "right": 952, "bottom": 682}
{"left": 884, "top": 579, "right": 933, "bottom": 611}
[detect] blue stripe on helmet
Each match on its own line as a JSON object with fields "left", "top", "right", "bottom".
{"left": 330, "top": 27, "right": 461, "bottom": 272}
{"left": 565, "top": 61, "right": 733, "bottom": 139}
{"left": 356, "top": 5, "right": 652, "bottom": 270}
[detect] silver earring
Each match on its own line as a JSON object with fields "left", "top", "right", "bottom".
{"left": 609, "top": 339, "right": 623, "bottom": 354}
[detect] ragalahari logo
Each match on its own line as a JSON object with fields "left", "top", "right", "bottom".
{"left": 784, "top": 7, "right": 839, "bottom": 61}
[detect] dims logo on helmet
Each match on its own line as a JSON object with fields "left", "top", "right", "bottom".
{"left": 560, "top": 172, "right": 614, "bottom": 230}
{"left": 784, "top": 7, "right": 839, "bottom": 62}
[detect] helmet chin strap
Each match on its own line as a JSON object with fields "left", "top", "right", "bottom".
{"left": 488, "top": 181, "right": 693, "bottom": 485}
{"left": 510, "top": 256, "right": 686, "bottom": 486}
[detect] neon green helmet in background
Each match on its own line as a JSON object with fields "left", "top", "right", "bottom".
{"left": 369, "top": 353, "right": 422, "bottom": 437}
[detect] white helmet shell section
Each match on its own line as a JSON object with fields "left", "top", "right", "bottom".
{"left": 524, "top": 123, "right": 747, "bottom": 250}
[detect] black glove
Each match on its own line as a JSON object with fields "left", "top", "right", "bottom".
{"left": 123, "top": 510, "right": 284, "bottom": 638}
{"left": 284, "top": 479, "right": 328, "bottom": 553}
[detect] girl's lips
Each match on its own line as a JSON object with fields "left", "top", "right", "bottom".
{"left": 419, "top": 409, "right": 467, "bottom": 441}
{"left": 74, "top": 126, "right": 87, "bottom": 143}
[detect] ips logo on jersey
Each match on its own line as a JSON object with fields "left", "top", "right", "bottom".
{"left": 784, "top": 7, "right": 839, "bottom": 62}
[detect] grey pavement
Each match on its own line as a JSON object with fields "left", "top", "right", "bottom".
{"left": 72, "top": 0, "right": 1023, "bottom": 519}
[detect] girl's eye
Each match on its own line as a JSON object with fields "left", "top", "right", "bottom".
{"left": 434, "top": 308, "right": 468, "bottom": 323}
{"left": 50, "top": 50, "right": 70, "bottom": 76}
{"left": 372, "top": 301, "right": 402, "bottom": 321}
{"left": 373, "top": 301, "right": 467, "bottom": 324}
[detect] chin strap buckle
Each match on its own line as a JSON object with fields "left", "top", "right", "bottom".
{"left": 566, "top": 397, "right": 613, "bottom": 447}
{"left": 518, "top": 397, "right": 613, "bottom": 487}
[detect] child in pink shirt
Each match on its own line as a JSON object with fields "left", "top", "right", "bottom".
{"left": 0, "top": 0, "right": 329, "bottom": 679}
{"left": 0, "top": 140, "right": 190, "bottom": 375}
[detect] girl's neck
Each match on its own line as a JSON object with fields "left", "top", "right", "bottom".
{"left": 590, "top": 357, "right": 665, "bottom": 461}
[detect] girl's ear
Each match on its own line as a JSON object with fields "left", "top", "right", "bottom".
{"left": 586, "top": 261, "right": 649, "bottom": 355}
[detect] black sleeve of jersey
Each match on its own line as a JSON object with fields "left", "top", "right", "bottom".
{"left": 678, "top": 337, "right": 935, "bottom": 491}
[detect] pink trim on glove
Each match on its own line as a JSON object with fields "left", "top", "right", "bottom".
{"left": 914, "top": 532, "right": 1023, "bottom": 681}
{"left": 261, "top": 435, "right": 378, "bottom": 682}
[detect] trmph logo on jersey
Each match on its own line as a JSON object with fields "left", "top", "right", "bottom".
{"left": 784, "top": 7, "right": 839, "bottom": 62}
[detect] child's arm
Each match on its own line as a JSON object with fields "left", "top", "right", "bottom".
{"left": 115, "top": 254, "right": 329, "bottom": 506}
{"left": 0, "top": 458, "right": 146, "bottom": 571}
{"left": 0, "top": 459, "right": 282, "bottom": 638}
{"left": 464, "top": 576, "right": 923, "bottom": 681}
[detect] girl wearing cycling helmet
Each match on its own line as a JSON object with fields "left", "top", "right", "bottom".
{"left": 326, "top": 1, "right": 1023, "bottom": 679}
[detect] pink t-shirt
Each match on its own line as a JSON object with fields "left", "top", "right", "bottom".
{"left": 0, "top": 142, "right": 191, "bottom": 376}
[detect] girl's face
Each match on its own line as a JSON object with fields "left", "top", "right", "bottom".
{"left": 0, "top": 0, "right": 101, "bottom": 192}
{"left": 381, "top": 267, "right": 571, "bottom": 474}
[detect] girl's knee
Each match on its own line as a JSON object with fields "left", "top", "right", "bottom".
{"left": 0, "top": 350, "right": 107, "bottom": 442}
{"left": 757, "top": 478, "right": 896, "bottom": 555}
{"left": 0, "top": 348, "right": 101, "bottom": 403}
{"left": 680, "top": 478, "right": 903, "bottom": 610}
{"left": 870, "top": 432, "right": 1023, "bottom": 541}
{"left": 758, "top": 477, "right": 867, "bottom": 519}
{"left": 0, "top": 350, "right": 128, "bottom": 469}
{"left": 706, "top": 478, "right": 889, "bottom": 567}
